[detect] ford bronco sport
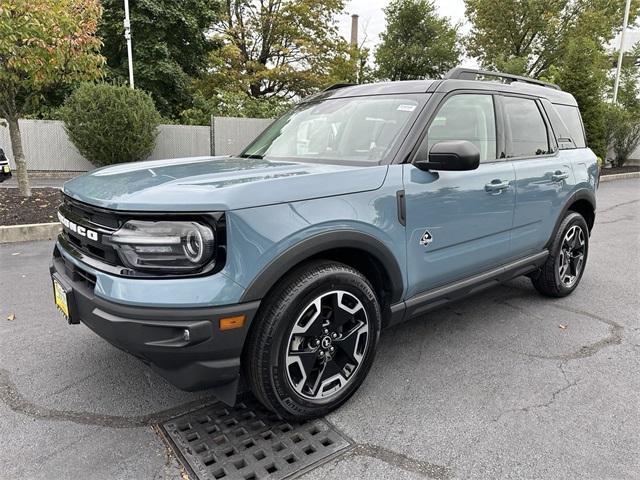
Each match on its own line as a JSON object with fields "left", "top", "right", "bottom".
{"left": 50, "top": 68, "right": 598, "bottom": 420}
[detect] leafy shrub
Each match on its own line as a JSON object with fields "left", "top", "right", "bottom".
{"left": 604, "top": 105, "right": 640, "bottom": 167}
{"left": 61, "top": 83, "right": 161, "bottom": 166}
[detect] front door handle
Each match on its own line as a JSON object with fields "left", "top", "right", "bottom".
{"left": 551, "top": 170, "right": 569, "bottom": 182}
{"left": 485, "top": 180, "right": 510, "bottom": 194}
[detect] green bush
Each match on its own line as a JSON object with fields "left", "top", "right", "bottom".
{"left": 604, "top": 105, "right": 640, "bottom": 167}
{"left": 61, "top": 83, "right": 161, "bottom": 166}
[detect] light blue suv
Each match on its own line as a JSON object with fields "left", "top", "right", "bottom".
{"left": 50, "top": 68, "right": 598, "bottom": 419}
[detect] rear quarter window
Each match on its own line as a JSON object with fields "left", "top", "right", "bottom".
{"left": 554, "top": 104, "right": 586, "bottom": 148}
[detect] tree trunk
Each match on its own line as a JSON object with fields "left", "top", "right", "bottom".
{"left": 6, "top": 115, "right": 31, "bottom": 197}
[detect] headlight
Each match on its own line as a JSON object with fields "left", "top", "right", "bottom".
{"left": 109, "top": 220, "right": 215, "bottom": 273}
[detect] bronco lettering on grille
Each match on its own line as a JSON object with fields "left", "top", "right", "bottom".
{"left": 58, "top": 211, "right": 99, "bottom": 241}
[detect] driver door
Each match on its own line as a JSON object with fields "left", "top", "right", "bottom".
{"left": 402, "top": 93, "right": 516, "bottom": 299}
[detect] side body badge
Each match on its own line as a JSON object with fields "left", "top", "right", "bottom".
{"left": 419, "top": 230, "right": 433, "bottom": 246}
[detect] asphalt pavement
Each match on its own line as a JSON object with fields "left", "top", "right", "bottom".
{"left": 0, "top": 179, "right": 638, "bottom": 480}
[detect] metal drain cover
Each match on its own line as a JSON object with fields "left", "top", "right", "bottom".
{"left": 161, "top": 395, "right": 351, "bottom": 480}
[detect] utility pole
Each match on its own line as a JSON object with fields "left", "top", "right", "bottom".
{"left": 124, "top": 0, "right": 135, "bottom": 89}
{"left": 612, "top": 0, "right": 631, "bottom": 104}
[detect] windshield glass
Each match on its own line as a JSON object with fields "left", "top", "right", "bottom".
{"left": 241, "top": 94, "right": 427, "bottom": 165}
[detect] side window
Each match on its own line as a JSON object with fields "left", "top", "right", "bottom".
{"left": 555, "top": 104, "right": 586, "bottom": 148}
{"left": 426, "top": 94, "right": 496, "bottom": 162}
{"left": 503, "top": 96, "right": 550, "bottom": 157}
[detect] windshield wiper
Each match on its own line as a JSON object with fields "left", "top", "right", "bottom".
{"left": 239, "top": 153, "right": 264, "bottom": 159}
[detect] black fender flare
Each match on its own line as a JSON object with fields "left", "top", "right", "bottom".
{"left": 545, "top": 188, "right": 596, "bottom": 249}
{"left": 239, "top": 230, "right": 405, "bottom": 304}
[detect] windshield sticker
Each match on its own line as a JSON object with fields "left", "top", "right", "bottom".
{"left": 397, "top": 104, "right": 417, "bottom": 112}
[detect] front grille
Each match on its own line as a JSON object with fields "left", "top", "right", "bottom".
{"left": 54, "top": 247, "right": 97, "bottom": 290}
{"left": 59, "top": 195, "right": 120, "bottom": 265}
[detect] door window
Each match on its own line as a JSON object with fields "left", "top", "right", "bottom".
{"left": 426, "top": 94, "right": 496, "bottom": 162}
{"left": 503, "top": 96, "right": 550, "bottom": 157}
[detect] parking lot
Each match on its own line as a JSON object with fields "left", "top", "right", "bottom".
{"left": 1, "top": 178, "right": 638, "bottom": 480}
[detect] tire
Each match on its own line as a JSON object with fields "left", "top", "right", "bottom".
{"left": 243, "top": 260, "right": 381, "bottom": 420}
{"left": 531, "top": 211, "right": 589, "bottom": 297}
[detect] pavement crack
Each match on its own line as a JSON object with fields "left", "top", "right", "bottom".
{"left": 597, "top": 214, "right": 635, "bottom": 225}
{"left": 493, "top": 362, "right": 577, "bottom": 422}
{"left": 0, "top": 368, "right": 215, "bottom": 429}
{"left": 597, "top": 199, "right": 640, "bottom": 213}
{"left": 499, "top": 300, "right": 623, "bottom": 361}
{"left": 333, "top": 443, "right": 454, "bottom": 480}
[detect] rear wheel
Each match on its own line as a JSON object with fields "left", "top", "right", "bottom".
{"left": 244, "top": 260, "right": 381, "bottom": 420}
{"left": 531, "top": 211, "right": 589, "bottom": 297}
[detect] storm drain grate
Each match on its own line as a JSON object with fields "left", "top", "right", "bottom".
{"left": 161, "top": 395, "right": 351, "bottom": 480}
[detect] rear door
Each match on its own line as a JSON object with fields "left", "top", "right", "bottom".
{"left": 402, "top": 93, "right": 516, "bottom": 298}
{"left": 500, "top": 95, "right": 576, "bottom": 256}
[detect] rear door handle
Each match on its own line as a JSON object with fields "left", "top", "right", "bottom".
{"left": 551, "top": 170, "right": 569, "bottom": 182}
{"left": 485, "top": 180, "right": 510, "bottom": 193}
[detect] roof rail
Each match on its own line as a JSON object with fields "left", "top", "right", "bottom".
{"left": 444, "top": 67, "right": 561, "bottom": 90}
{"left": 323, "top": 83, "right": 356, "bottom": 92}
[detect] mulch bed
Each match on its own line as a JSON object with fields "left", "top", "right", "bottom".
{"left": 0, "top": 188, "right": 62, "bottom": 226}
{"left": 600, "top": 166, "right": 640, "bottom": 175}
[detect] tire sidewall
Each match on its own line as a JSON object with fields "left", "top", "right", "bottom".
{"left": 267, "top": 268, "right": 381, "bottom": 418}
{"left": 552, "top": 213, "right": 589, "bottom": 295}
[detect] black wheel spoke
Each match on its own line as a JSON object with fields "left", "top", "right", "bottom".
{"left": 289, "top": 350, "right": 318, "bottom": 381}
{"left": 311, "top": 360, "right": 342, "bottom": 396}
{"left": 334, "top": 326, "right": 360, "bottom": 365}
{"left": 328, "top": 294, "right": 353, "bottom": 329}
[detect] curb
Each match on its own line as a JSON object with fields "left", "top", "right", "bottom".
{"left": 0, "top": 222, "right": 61, "bottom": 244}
{"left": 600, "top": 172, "right": 640, "bottom": 182}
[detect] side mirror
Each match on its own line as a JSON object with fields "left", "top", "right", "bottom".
{"left": 414, "top": 140, "right": 480, "bottom": 172}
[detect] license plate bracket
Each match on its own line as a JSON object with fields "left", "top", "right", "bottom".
{"left": 51, "top": 273, "right": 80, "bottom": 324}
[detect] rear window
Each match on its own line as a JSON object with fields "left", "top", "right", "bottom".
{"left": 555, "top": 104, "right": 586, "bottom": 148}
{"left": 503, "top": 96, "right": 550, "bottom": 158}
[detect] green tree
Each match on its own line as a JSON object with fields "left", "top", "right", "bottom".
{"left": 61, "top": 83, "right": 161, "bottom": 166}
{"left": 99, "top": 0, "right": 220, "bottom": 118}
{"left": 205, "top": 0, "right": 348, "bottom": 99}
{"left": 375, "top": 0, "right": 461, "bottom": 80}
{"left": 464, "top": 0, "right": 639, "bottom": 77}
{"left": 553, "top": 36, "right": 609, "bottom": 158}
{"left": 0, "top": 0, "right": 103, "bottom": 197}
{"left": 615, "top": 42, "right": 640, "bottom": 114}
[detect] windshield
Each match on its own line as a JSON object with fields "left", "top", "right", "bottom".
{"left": 241, "top": 94, "right": 427, "bottom": 165}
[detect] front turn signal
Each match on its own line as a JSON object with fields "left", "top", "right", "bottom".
{"left": 219, "top": 315, "right": 246, "bottom": 331}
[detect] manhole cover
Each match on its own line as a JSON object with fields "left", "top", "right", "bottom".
{"left": 161, "top": 395, "right": 351, "bottom": 480}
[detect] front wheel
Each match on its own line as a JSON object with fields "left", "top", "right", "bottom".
{"left": 531, "top": 211, "right": 589, "bottom": 297}
{"left": 244, "top": 260, "right": 381, "bottom": 420}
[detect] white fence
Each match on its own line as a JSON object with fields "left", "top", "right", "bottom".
{"left": 0, "top": 117, "right": 271, "bottom": 172}
{"left": 213, "top": 117, "right": 273, "bottom": 155}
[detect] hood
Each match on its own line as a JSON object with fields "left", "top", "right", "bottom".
{"left": 62, "top": 156, "right": 388, "bottom": 211}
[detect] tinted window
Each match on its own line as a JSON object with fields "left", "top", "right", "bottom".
{"left": 503, "top": 96, "right": 550, "bottom": 157}
{"left": 242, "top": 95, "right": 424, "bottom": 164}
{"left": 555, "top": 104, "right": 586, "bottom": 148}
{"left": 427, "top": 94, "right": 496, "bottom": 162}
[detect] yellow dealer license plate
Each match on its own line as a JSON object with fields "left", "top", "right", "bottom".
{"left": 53, "top": 278, "right": 69, "bottom": 319}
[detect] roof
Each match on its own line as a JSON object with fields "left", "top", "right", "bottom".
{"left": 303, "top": 68, "right": 578, "bottom": 107}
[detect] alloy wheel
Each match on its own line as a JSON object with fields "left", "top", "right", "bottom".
{"left": 558, "top": 225, "right": 586, "bottom": 287}
{"left": 285, "top": 290, "right": 369, "bottom": 400}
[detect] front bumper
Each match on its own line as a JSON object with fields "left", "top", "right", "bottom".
{"left": 50, "top": 246, "right": 260, "bottom": 393}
